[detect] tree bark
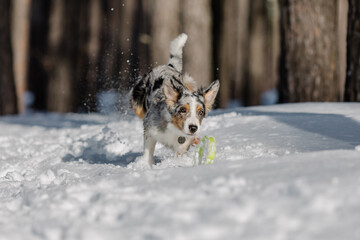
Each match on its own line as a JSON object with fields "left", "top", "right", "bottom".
{"left": 133, "top": 0, "right": 151, "bottom": 75}
{"left": 11, "top": 0, "right": 32, "bottom": 113}
{"left": 0, "top": 0, "right": 18, "bottom": 115}
{"left": 246, "top": 0, "right": 268, "bottom": 106}
{"left": 150, "top": 0, "right": 180, "bottom": 66}
{"left": 81, "top": 0, "right": 102, "bottom": 112}
{"left": 135, "top": 0, "right": 153, "bottom": 75}
{"left": 46, "top": 0, "right": 90, "bottom": 112}
{"left": 27, "top": 0, "right": 51, "bottom": 111}
{"left": 118, "top": 0, "right": 137, "bottom": 90}
{"left": 279, "top": 0, "right": 339, "bottom": 103}
{"left": 265, "top": 0, "right": 281, "bottom": 104}
{"left": 345, "top": 0, "right": 360, "bottom": 101}
{"left": 182, "top": 0, "right": 212, "bottom": 88}
{"left": 99, "top": 0, "right": 137, "bottom": 94}
{"left": 337, "top": 0, "right": 348, "bottom": 101}
{"left": 218, "top": 0, "right": 249, "bottom": 108}
{"left": 47, "top": 0, "right": 73, "bottom": 112}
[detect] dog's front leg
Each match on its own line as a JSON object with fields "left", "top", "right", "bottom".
{"left": 175, "top": 136, "right": 200, "bottom": 156}
{"left": 143, "top": 134, "right": 156, "bottom": 167}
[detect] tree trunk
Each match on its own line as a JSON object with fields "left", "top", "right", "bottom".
{"left": 265, "top": 0, "right": 281, "bottom": 104}
{"left": 46, "top": 0, "right": 89, "bottom": 112}
{"left": 182, "top": 0, "right": 212, "bottom": 88}
{"left": 337, "top": 0, "right": 348, "bottom": 101}
{"left": 279, "top": 0, "right": 339, "bottom": 103}
{"left": 218, "top": 0, "right": 249, "bottom": 108}
{"left": 118, "top": 0, "right": 137, "bottom": 91}
{"left": 47, "top": 0, "right": 73, "bottom": 112}
{"left": 150, "top": 0, "right": 180, "bottom": 66}
{"left": 11, "top": 0, "right": 32, "bottom": 113}
{"left": 0, "top": 0, "right": 18, "bottom": 115}
{"left": 98, "top": 0, "right": 120, "bottom": 92}
{"left": 345, "top": 0, "right": 360, "bottom": 101}
{"left": 76, "top": 0, "right": 98, "bottom": 113}
{"left": 27, "top": 0, "right": 51, "bottom": 111}
{"left": 133, "top": 0, "right": 151, "bottom": 75}
{"left": 81, "top": 0, "right": 102, "bottom": 112}
{"left": 99, "top": 0, "right": 137, "bottom": 94}
{"left": 244, "top": 0, "right": 280, "bottom": 106}
{"left": 246, "top": 0, "right": 268, "bottom": 106}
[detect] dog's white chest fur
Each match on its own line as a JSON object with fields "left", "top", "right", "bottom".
{"left": 148, "top": 123, "right": 194, "bottom": 154}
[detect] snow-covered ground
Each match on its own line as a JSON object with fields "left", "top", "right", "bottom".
{"left": 0, "top": 103, "right": 360, "bottom": 240}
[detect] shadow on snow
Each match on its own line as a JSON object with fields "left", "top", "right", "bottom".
{"left": 62, "top": 152, "right": 142, "bottom": 167}
{"left": 62, "top": 152, "right": 162, "bottom": 167}
{"left": 0, "top": 113, "right": 106, "bottom": 129}
{"left": 210, "top": 107, "right": 360, "bottom": 151}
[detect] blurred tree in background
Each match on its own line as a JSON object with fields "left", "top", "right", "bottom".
{"left": 345, "top": 0, "right": 360, "bottom": 101}
{"left": 46, "top": 0, "right": 89, "bottom": 112}
{"left": 279, "top": 0, "right": 340, "bottom": 102}
{"left": 0, "top": 0, "right": 358, "bottom": 115}
{"left": 0, "top": 0, "right": 18, "bottom": 115}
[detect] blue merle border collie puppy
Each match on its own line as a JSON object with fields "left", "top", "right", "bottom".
{"left": 130, "top": 33, "right": 220, "bottom": 167}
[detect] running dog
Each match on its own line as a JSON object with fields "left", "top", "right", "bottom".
{"left": 130, "top": 33, "right": 220, "bottom": 167}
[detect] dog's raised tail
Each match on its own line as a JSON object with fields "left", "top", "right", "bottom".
{"left": 168, "top": 33, "right": 188, "bottom": 73}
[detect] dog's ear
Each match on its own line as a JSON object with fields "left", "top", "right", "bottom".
{"left": 203, "top": 80, "right": 220, "bottom": 113}
{"left": 163, "top": 79, "right": 182, "bottom": 107}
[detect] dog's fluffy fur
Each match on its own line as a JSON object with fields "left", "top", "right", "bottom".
{"left": 130, "top": 33, "right": 220, "bottom": 167}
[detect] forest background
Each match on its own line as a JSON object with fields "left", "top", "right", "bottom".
{"left": 0, "top": 0, "right": 359, "bottom": 115}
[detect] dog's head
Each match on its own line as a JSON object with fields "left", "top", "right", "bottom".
{"left": 163, "top": 78, "right": 220, "bottom": 136}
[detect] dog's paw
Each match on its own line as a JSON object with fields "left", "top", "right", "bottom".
{"left": 192, "top": 137, "right": 200, "bottom": 146}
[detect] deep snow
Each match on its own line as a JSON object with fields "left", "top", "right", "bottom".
{"left": 0, "top": 103, "right": 360, "bottom": 240}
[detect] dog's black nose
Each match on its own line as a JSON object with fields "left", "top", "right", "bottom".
{"left": 189, "top": 125, "right": 198, "bottom": 133}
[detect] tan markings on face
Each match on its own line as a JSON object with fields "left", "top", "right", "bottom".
{"left": 135, "top": 105, "right": 146, "bottom": 119}
{"left": 172, "top": 104, "right": 189, "bottom": 131}
{"left": 196, "top": 105, "right": 205, "bottom": 124}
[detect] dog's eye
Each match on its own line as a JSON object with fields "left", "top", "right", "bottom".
{"left": 179, "top": 107, "right": 187, "bottom": 113}
{"left": 198, "top": 109, "right": 204, "bottom": 116}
